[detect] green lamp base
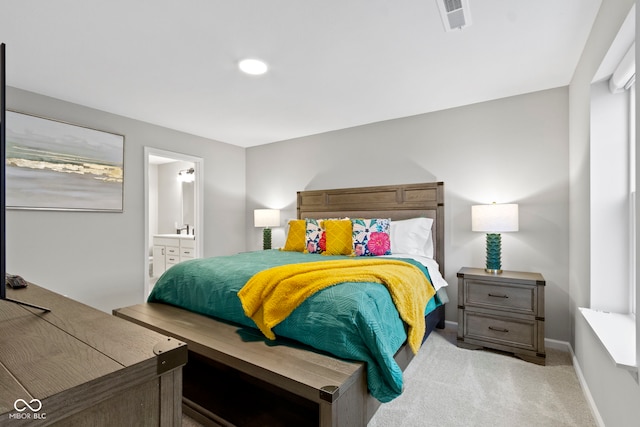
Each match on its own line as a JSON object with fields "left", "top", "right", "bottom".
{"left": 485, "top": 233, "right": 502, "bottom": 274}
{"left": 262, "top": 228, "right": 272, "bottom": 250}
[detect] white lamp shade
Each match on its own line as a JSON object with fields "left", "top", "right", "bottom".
{"left": 472, "top": 204, "right": 519, "bottom": 232}
{"left": 254, "top": 209, "right": 280, "bottom": 228}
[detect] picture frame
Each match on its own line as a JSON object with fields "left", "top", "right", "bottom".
{"left": 5, "top": 111, "right": 125, "bottom": 212}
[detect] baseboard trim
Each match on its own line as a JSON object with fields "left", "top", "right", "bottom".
{"left": 443, "top": 320, "right": 457, "bottom": 330}
{"left": 544, "top": 337, "right": 569, "bottom": 351}
{"left": 565, "top": 341, "right": 606, "bottom": 427}
{"left": 542, "top": 337, "right": 606, "bottom": 427}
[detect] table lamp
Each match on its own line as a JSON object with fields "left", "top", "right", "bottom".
{"left": 254, "top": 209, "right": 280, "bottom": 250}
{"left": 472, "top": 203, "right": 519, "bottom": 274}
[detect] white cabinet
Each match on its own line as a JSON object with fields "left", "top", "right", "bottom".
{"left": 152, "top": 235, "right": 196, "bottom": 277}
{"left": 180, "top": 238, "right": 196, "bottom": 262}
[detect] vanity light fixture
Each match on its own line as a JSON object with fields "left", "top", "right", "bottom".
{"left": 238, "top": 58, "right": 268, "bottom": 75}
{"left": 177, "top": 168, "right": 195, "bottom": 183}
{"left": 471, "top": 203, "right": 519, "bottom": 274}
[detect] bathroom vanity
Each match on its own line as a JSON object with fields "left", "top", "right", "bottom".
{"left": 152, "top": 234, "right": 196, "bottom": 277}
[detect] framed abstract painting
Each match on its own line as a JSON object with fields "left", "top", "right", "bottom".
{"left": 5, "top": 111, "right": 124, "bottom": 212}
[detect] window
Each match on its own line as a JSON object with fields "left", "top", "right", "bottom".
{"left": 589, "top": 76, "right": 633, "bottom": 313}
{"left": 581, "top": 30, "right": 637, "bottom": 375}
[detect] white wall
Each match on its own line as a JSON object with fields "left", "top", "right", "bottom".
{"left": 5, "top": 87, "right": 246, "bottom": 313}
{"left": 569, "top": 0, "right": 640, "bottom": 426}
{"left": 246, "top": 87, "right": 571, "bottom": 341}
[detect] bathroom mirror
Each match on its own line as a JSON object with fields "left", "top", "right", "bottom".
{"left": 182, "top": 180, "right": 195, "bottom": 233}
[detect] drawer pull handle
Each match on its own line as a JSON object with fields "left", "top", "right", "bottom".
{"left": 488, "top": 293, "right": 508, "bottom": 299}
{"left": 488, "top": 326, "right": 509, "bottom": 333}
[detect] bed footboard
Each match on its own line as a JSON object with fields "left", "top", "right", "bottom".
{"left": 114, "top": 301, "right": 445, "bottom": 427}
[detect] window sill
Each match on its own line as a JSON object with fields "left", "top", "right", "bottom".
{"left": 579, "top": 308, "right": 637, "bottom": 377}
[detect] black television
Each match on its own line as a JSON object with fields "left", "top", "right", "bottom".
{"left": 1, "top": 43, "right": 49, "bottom": 311}
{"left": 1, "top": 42, "right": 7, "bottom": 301}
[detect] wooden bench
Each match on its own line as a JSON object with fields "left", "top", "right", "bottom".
{"left": 1, "top": 284, "right": 187, "bottom": 426}
{"left": 113, "top": 302, "right": 435, "bottom": 427}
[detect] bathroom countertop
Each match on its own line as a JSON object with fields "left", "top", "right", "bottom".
{"left": 154, "top": 234, "right": 195, "bottom": 239}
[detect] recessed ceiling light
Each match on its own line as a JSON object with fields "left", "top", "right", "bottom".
{"left": 238, "top": 58, "right": 268, "bottom": 75}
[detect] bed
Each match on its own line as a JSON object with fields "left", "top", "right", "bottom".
{"left": 114, "top": 182, "right": 447, "bottom": 427}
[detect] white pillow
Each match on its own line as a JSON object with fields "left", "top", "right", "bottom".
{"left": 390, "top": 217, "right": 434, "bottom": 258}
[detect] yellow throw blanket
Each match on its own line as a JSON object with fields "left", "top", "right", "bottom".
{"left": 237, "top": 258, "right": 435, "bottom": 354}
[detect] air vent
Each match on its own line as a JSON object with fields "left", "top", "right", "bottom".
{"left": 436, "top": 0, "right": 472, "bottom": 32}
{"left": 443, "top": 0, "right": 462, "bottom": 13}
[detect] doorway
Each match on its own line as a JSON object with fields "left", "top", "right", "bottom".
{"left": 144, "top": 147, "right": 204, "bottom": 297}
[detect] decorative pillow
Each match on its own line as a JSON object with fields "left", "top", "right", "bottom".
{"left": 281, "top": 219, "right": 306, "bottom": 252}
{"left": 352, "top": 218, "right": 391, "bottom": 256}
{"left": 304, "top": 218, "right": 325, "bottom": 254}
{"left": 323, "top": 219, "right": 354, "bottom": 256}
{"left": 390, "top": 217, "right": 434, "bottom": 258}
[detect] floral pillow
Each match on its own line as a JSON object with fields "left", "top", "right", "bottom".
{"left": 305, "top": 218, "right": 325, "bottom": 254}
{"left": 352, "top": 218, "right": 391, "bottom": 256}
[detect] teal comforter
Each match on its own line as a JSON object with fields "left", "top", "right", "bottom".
{"left": 148, "top": 250, "right": 438, "bottom": 402}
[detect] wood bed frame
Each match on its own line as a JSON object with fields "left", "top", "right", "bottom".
{"left": 114, "top": 182, "right": 446, "bottom": 427}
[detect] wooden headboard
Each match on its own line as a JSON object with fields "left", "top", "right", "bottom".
{"left": 297, "top": 182, "right": 445, "bottom": 275}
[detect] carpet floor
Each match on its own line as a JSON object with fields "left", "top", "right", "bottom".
{"left": 367, "top": 328, "right": 596, "bottom": 427}
{"left": 183, "top": 327, "right": 597, "bottom": 427}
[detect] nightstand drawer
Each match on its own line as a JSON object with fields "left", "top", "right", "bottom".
{"left": 464, "top": 311, "right": 536, "bottom": 350}
{"left": 465, "top": 280, "right": 536, "bottom": 314}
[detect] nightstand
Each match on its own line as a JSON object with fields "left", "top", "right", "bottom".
{"left": 457, "top": 267, "right": 546, "bottom": 365}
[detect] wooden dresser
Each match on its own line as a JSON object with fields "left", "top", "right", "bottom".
{"left": 457, "top": 267, "right": 546, "bottom": 365}
{"left": 0, "top": 283, "right": 187, "bottom": 426}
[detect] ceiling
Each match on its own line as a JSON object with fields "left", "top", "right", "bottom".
{"left": 1, "top": 1, "right": 604, "bottom": 148}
